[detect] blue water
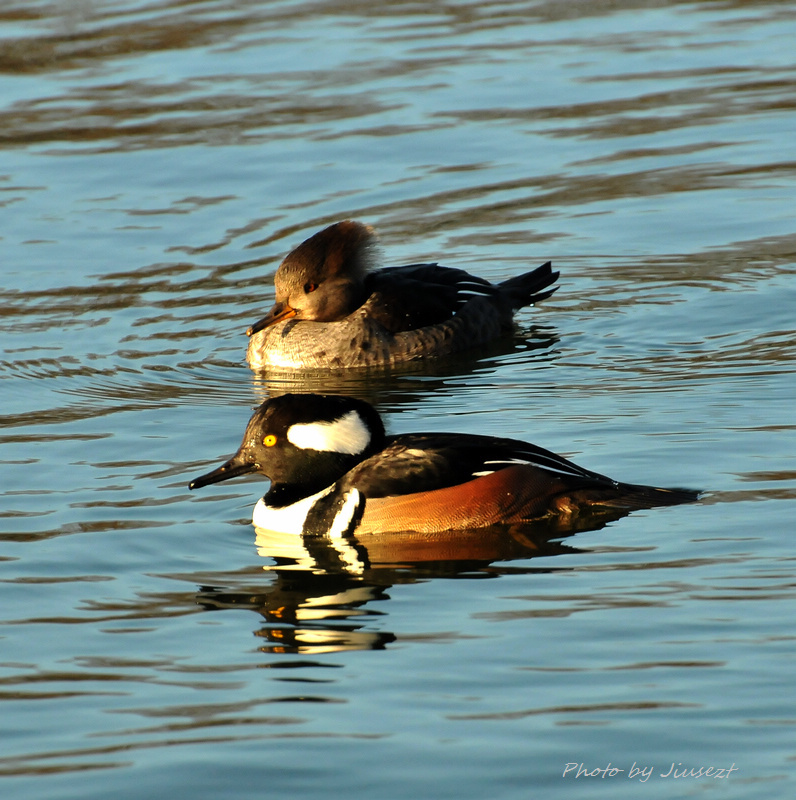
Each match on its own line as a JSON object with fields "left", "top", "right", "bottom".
{"left": 2, "top": 1, "right": 795, "bottom": 797}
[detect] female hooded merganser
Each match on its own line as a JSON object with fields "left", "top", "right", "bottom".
{"left": 189, "top": 394, "right": 699, "bottom": 535}
{"left": 245, "top": 221, "right": 558, "bottom": 369}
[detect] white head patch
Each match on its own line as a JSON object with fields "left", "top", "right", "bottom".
{"left": 286, "top": 410, "right": 371, "bottom": 455}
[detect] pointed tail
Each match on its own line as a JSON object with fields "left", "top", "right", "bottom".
{"left": 498, "top": 261, "right": 559, "bottom": 310}
{"left": 593, "top": 483, "right": 701, "bottom": 513}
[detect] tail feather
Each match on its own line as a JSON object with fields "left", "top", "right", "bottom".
{"left": 498, "top": 261, "right": 559, "bottom": 310}
{"left": 594, "top": 483, "right": 700, "bottom": 513}
{"left": 551, "top": 482, "right": 700, "bottom": 519}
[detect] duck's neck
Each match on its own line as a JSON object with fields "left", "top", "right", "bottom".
{"left": 264, "top": 480, "right": 333, "bottom": 509}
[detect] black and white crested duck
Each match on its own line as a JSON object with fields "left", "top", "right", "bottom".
{"left": 189, "top": 394, "right": 699, "bottom": 535}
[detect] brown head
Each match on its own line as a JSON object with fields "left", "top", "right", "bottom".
{"left": 246, "top": 221, "right": 378, "bottom": 335}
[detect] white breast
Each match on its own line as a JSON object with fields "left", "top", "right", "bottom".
{"left": 251, "top": 486, "right": 364, "bottom": 540}
{"left": 252, "top": 488, "right": 366, "bottom": 575}
{"left": 252, "top": 487, "right": 332, "bottom": 534}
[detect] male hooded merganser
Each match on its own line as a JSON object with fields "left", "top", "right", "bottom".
{"left": 189, "top": 394, "right": 699, "bottom": 535}
{"left": 245, "top": 221, "right": 558, "bottom": 369}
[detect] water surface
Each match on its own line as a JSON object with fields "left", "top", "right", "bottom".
{"left": 2, "top": 1, "right": 795, "bottom": 797}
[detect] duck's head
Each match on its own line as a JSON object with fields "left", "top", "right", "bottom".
{"left": 246, "top": 221, "right": 377, "bottom": 335}
{"left": 188, "top": 393, "right": 385, "bottom": 494}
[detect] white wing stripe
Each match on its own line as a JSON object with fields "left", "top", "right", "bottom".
{"left": 481, "top": 455, "right": 590, "bottom": 478}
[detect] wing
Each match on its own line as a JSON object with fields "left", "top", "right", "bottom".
{"left": 363, "top": 264, "right": 497, "bottom": 332}
{"left": 341, "top": 432, "right": 613, "bottom": 499}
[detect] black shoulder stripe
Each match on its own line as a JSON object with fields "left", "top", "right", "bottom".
{"left": 302, "top": 485, "right": 368, "bottom": 536}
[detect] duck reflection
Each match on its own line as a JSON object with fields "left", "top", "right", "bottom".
{"left": 195, "top": 513, "right": 625, "bottom": 656}
{"left": 197, "top": 576, "right": 395, "bottom": 655}
{"left": 253, "top": 517, "right": 594, "bottom": 575}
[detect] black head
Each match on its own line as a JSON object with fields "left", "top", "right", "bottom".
{"left": 188, "top": 394, "right": 385, "bottom": 500}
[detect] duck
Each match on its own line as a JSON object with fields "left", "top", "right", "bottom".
{"left": 188, "top": 394, "right": 699, "bottom": 535}
{"left": 245, "top": 221, "right": 559, "bottom": 369}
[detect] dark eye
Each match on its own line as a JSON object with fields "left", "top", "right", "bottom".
{"left": 303, "top": 282, "right": 318, "bottom": 294}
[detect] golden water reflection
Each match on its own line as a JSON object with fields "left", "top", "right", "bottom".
{"left": 192, "top": 514, "right": 632, "bottom": 655}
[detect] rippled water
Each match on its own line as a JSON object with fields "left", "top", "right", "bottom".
{"left": 2, "top": 1, "right": 795, "bottom": 797}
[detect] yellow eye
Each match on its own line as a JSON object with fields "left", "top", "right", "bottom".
{"left": 263, "top": 434, "right": 277, "bottom": 447}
